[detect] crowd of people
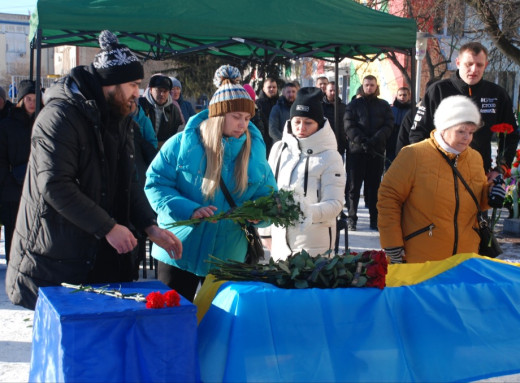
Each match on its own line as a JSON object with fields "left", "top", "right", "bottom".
{"left": 0, "top": 30, "right": 516, "bottom": 307}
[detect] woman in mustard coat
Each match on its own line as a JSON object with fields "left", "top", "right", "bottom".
{"left": 378, "top": 95, "right": 505, "bottom": 263}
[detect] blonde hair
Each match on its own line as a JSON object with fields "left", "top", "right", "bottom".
{"left": 199, "top": 116, "right": 251, "bottom": 200}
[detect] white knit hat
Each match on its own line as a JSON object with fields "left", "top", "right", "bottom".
{"left": 434, "top": 95, "right": 481, "bottom": 132}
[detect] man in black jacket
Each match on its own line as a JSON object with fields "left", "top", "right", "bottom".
{"left": 322, "top": 82, "right": 347, "bottom": 156}
{"left": 139, "top": 75, "right": 183, "bottom": 148}
{"left": 344, "top": 75, "right": 394, "bottom": 231}
{"left": 386, "top": 87, "right": 411, "bottom": 169}
{"left": 6, "top": 30, "right": 182, "bottom": 310}
{"left": 409, "top": 42, "right": 519, "bottom": 179}
{"left": 256, "top": 78, "right": 278, "bottom": 155}
{"left": 269, "top": 82, "right": 297, "bottom": 144}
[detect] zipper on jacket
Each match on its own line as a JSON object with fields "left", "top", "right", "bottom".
{"left": 404, "top": 223, "right": 435, "bottom": 241}
{"left": 303, "top": 155, "right": 310, "bottom": 197}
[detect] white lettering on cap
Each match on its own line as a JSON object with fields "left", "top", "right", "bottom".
{"left": 296, "top": 105, "right": 309, "bottom": 112}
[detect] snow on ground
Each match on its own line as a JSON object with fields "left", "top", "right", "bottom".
{"left": 0, "top": 202, "right": 519, "bottom": 382}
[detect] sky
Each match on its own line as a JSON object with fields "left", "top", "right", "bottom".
{"left": 0, "top": 0, "right": 36, "bottom": 15}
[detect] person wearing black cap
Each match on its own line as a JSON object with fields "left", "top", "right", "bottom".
{"left": 0, "top": 80, "right": 39, "bottom": 264}
{"left": 6, "top": 30, "right": 182, "bottom": 310}
{"left": 260, "top": 87, "right": 345, "bottom": 261}
{"left": 138, "top": 74, "right": 183, "bottom": 148}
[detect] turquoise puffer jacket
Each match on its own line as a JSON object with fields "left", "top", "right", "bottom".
{"left": 145, "top": 109, "right": 277, "bottom": 276}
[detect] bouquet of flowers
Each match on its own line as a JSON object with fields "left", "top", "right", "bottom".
{"left": 165, "top": 189, "right": 303, "bottom": 229}
{"left": 207, "top": 249, "right": 388, "bottom": 289}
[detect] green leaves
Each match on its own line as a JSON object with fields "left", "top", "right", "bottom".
{"left": 165, "top": 189, "right": 304, "bottom": 229}
{"left": 207, "top": 249, "right": 388, "bottom": 290}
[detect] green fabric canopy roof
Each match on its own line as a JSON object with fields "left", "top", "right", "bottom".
{"left": 30, "top": 0, "right": 417, "bottom": 62}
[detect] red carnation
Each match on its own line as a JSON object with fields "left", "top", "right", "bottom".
{"left": 491, "top": 123, "right": 514, "bottom": 134}
{"left": 146, "top": 291, "right": 166, "bottom": 309}
{"left": 164, "top": 290, "right": 181, "bottom": 307}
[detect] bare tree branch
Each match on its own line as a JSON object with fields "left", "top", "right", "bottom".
{"left": 464, "top": 0, "right": 520, "bottom": 66}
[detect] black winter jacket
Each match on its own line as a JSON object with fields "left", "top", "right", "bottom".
{"left": 322, "top": 96, "right": 347, "bottom": 156}
{"left": 344, "top": 95, "right": 394, "bottom": 155}
{"left": 6, "top": 66, "right": 157, "bottom": 309}
{"left": 0, "top": 99, "right": 14, "bottom": 120}
{"left": 256, "top": 90, "right": 278, "bottom": 135}
{"left": 409, "top": 71, "right": 519, "bottom": 171}
{"left": 269, "top": 96, "right": 293, "bottom": 143}
{"left": 0, "top": 107, "right": 34, "bottom": 202}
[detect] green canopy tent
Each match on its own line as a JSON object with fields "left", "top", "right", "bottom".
{"left": 30, "top": 0, "right": 416, "bottom": 61}
{"left": 29, "top": 0, "right": 417, "bottom": 250}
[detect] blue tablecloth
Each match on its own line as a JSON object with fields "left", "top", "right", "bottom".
{"left": 198, "top": 257, "right": 520, "bottom": 382}
{"left": 30, "top": 281, "right": 200, "bottom": 383}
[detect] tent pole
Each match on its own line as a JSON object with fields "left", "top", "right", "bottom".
{"left": 334, "top": 47, "right": 348, "bottom": 252}
{"left": 410, "top": 47, "right": 416, "bottom": 117}
{"left": 35, "top": 28, "right": 43, "bottom": 117}
{"left": 29, "top": 38, "right": 35, "bottom": 80}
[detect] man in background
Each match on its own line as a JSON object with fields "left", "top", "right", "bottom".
{"left": 256, "top": 78, "right": 279, "bottom": 154}
{"left": 139, "top": 75, "right": 183, "bottom": 148}
{"left": 386, "top": 86, "right": 411, "bottom": 168}
{"left": 316, "top": 76, "right": 329, "bottom": 95}
{"left": 269, "top": 82, "right": 297, "bottom": 144}
{"left": 344, "top": 75, "right": 393, "bottom": 231}
{"left": 409, "top": 42, "right": 519, "bottom": 179}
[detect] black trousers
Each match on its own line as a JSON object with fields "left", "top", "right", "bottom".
{"left": 0, "top": 201, "right": 20, "bottom": 263}
{"left": 347, "top": 152, "right": 384, "bottom": 225}
{"left": 157, "top": 261, "right": 205, "bottom": 302}
{"left": 87, "top": 240, "right": 136, "bottom": 284}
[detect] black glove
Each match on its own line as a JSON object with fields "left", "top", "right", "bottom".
{"left": 360, "top": 137, "right": 371, "bottom": 153}
{"left": 488, "top": 174, "right": 506, "bottom": 208}
{"left": 368, "top": 135, "right": 384, "bottom": 153}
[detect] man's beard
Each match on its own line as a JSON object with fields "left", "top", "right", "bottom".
{"left": 106, "top": 86, "right": 133, "bottom": 120}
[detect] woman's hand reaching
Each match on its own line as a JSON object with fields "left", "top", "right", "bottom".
{"left": 191, "top": 205, "right": 218, "bottom": 219}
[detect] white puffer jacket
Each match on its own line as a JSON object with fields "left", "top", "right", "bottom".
{"left": 262, "top": 119, "right": 346, "bottom": 260}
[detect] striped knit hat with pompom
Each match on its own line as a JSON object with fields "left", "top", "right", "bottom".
{"left": 209, "top": 65, "right": 255, "bottom": 118}
{"left": 92, "top": 30, "right": 143, "bottom": 86}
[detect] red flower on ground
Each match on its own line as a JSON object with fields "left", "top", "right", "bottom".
{"left": 146, "top": 291, "right": 166, "bottom": 309}
{"left": 491, "top": 123, "right": 514, "bottom": 134}
{"left": 164, "top": 290, "right": 181, "bottom": 307}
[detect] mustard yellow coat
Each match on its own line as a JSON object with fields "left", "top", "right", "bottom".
{"left": 378, "top": 132, "right": 489, "bottom": 263}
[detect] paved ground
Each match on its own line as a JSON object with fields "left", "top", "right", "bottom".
{"left": 0, "top": 202, "right": 519, "bottom": 382}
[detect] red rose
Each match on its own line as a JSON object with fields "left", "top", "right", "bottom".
{"left": 164, "top": 290, "right": 181, "bottom": 307}
{"left": 491, "top": 123, "right": 514, "bottom": 134}
{"left": 146, "top": 291, "right": 166, "bottom": 309}
{"left": 366, "top": 275, "right": 386, "bottom": 289}
{"left": 367, "top": 261, "right": 386, "bottom": 277}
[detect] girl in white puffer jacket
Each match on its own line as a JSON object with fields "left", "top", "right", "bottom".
{"left": 260, "top": 87, "right": 346, "bottom": 260}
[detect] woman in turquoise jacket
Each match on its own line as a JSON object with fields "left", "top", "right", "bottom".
{"left": 145, "top": 65, "right": 277, "bottom": 301}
